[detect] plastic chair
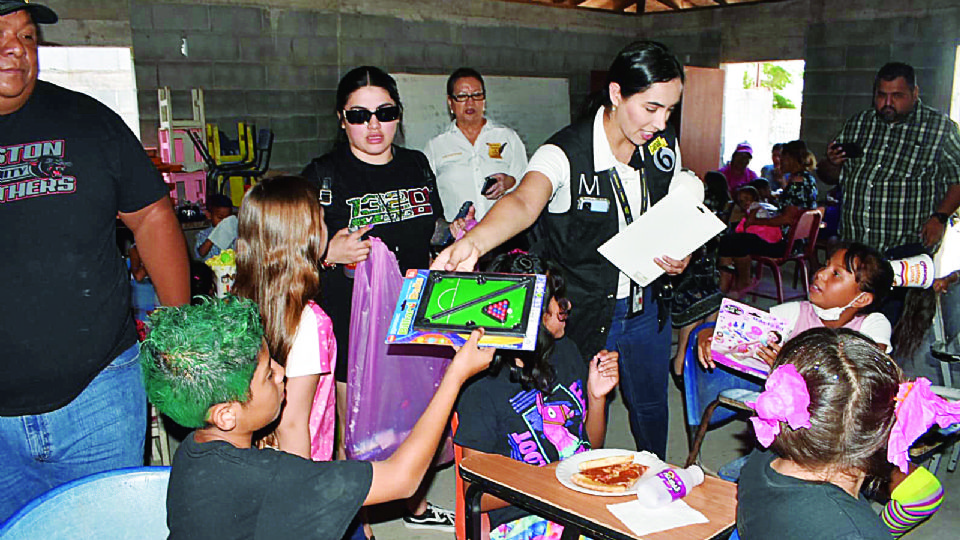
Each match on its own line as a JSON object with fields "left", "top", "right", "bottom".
{"left": 747, "top": 208, "right": 823, "bottom": 303}
{"left": 187, "top": 128, "right": 273, "bottom": 199}
{"left": 0, "top": 466, "right": 171, "bottom": 539}
{"left": 681, "top": 322, "right": 761, "bottom": 479}
{"left": 452, "top": 413, "right": 490, "bottom": 540}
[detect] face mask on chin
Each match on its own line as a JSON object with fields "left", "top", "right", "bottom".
{"left": 810, "top": 293, "right": 864, "bottom": 321}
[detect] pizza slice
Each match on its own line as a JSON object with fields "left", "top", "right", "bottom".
{"left": 570, "top": 454, "right": 647, "bottom": 493}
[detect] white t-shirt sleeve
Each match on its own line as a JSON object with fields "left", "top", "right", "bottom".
{"left": 285, "top": 306, "right": 325, "bottom": 378}
{"left": 507, "top": 129, "right": 528, "bottom": 192}
{"left": 770, "top": 301, "right": 801, "bottom": 339}
{"left": 525, "top": 144, "right": 571, "bottom": 213}
{"left": 673, "top": 144, "right": 683, "bottom": 177}
{"left": 859, "top": 313, "right": 893, "bottom": 353}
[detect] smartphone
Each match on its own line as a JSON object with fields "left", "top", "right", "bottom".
{"left": 837, "top": 142, "right": 864, "bottom": 159}
{"left": 454, "top": 201, "right": 473, "bottom": 221}
{"left": 435, "top": 201, "right": 473, "bottom": 247}
{"left": 482, "top": 175, "right": 498, "bottom": 195}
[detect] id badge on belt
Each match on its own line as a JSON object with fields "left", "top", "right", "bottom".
{"left": 629, "top": 282, "right": 643, "bottom": 316}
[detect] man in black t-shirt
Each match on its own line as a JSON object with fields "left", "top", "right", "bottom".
{"left": 142, "top": 298, "right": 493, "bottom": 540}
{"left": 0, "top": 1, "right": 189, "bottom": 522}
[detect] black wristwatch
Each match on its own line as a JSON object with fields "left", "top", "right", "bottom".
{"left": 932, "top": 212, "right": 950, "bottom": 224}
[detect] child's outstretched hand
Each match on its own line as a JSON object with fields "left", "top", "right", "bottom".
{"left": 588, "top": 350, "right": 619, "bottom": 400}
{"left": 696, "top": 327, "right": 716, "bottom": 370}
{"left": 449, "top": 328, "right": 496, "bottom": 381}
{"left": 756, "top": 342, "right": 782, "bottom": 367}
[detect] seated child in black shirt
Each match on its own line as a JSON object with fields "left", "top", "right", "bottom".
{"left": 454, "top": 252, "right": 620, "bottom": 539}
{"left": 141, "top": 297, "right": 494, "bottom": 540}
{"left": 737, "top": 327, "right": 948, "bottom": 540}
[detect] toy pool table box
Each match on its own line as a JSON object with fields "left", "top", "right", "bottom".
{"left": 386, "top": 270, "right": 547, "bottom": 350}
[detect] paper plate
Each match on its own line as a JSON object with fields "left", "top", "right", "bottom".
{"left": 555, "top": 449, "right": 667, "bottom": 497}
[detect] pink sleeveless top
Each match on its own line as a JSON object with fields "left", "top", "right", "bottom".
{"left": 794, "top": 301, "right": 865, "bottom": 334}
{"left": 306, "top": 301, "right": 337, "bottom": 462}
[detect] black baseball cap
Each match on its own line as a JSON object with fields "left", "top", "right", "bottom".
{"left": 0, "top": 1, "right": 58, "bottom": 24}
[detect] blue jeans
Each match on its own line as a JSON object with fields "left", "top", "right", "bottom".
{"left": 0, "top": 343, "right": 146, "bottom": 523}
{"left": 605, "top": 291, "right": 671, "bottom": 459}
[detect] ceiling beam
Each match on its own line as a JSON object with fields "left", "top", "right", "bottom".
{"left": 610, "top": 0, "right": 638, "bottom": 11}
{"left": 653, "top": 0, "right": 684, "bottom": 9}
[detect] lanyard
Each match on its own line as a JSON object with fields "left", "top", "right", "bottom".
{"left": 608, "top": 166, "right": 648, "bottom": 225}
{"left": 608, "top": 163, "right": 650, "bottom": 316}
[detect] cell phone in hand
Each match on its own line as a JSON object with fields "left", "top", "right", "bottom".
{"left": 435, "top": 201, "right": 474, "bottom": 247}
{"left": 482, "top": 175, "right": 498, "bottom": 196}
{"left": 836, "top": 142, "right": 864, "bottom": 159}
{"left": 454, "top": 201, "right": 473, "bottom": 221}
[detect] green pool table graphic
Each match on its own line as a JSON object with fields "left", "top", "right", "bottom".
{"left": 386, "top": 270, "right": 547, "bottom": 351}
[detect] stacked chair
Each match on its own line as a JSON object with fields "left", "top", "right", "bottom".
{"left": 188, "top": 125, "right": 274, "bottom": 204}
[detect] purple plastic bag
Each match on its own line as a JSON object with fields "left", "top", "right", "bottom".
{"left": 345, "top": 238, "right": 454, "bottom": 463}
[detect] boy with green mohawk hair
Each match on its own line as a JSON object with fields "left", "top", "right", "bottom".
{"left": 142, "top": 297, "right": 495, "bottom": 540}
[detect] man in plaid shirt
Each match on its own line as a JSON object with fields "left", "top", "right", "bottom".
{"left": 819, "top": 62, "right": 960, "bottom": 256}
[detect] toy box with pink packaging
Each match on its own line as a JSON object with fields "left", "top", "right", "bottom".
{"left": 710, "top": 298, "right": 788, "bottom": 378}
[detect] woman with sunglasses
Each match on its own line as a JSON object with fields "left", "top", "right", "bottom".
{"left": 424, "top": 68, "right": 527, "bottom": 222}
{"left": 455, "top": 251, "right": 619, "bottom": 540}
{"left": 435, "top": 41, "right": 701, "bottom": 459}
{"left": 301, "top": 66, "right": 455, "bottom": 535}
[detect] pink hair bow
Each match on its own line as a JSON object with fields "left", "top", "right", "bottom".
{"left": 746, "top": 364, "right": 812, "bottom": 447}
{"left": 888, "top": 377, "right": 960, "bottom": 473}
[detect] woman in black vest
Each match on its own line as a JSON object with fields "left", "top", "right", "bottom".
{"left": 434, "top": 42, "right": 697, "bottom": 459}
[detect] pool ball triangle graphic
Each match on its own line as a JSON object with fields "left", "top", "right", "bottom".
{"left": 483, "top": 299, "right": 510, "bottom": 323}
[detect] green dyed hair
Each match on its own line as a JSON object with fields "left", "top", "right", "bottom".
{"left": 140, "top": 296, "right": 265, "bottom": 428}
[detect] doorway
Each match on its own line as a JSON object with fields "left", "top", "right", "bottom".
{"left": 719, "top": 60, "right": 804, "bottom": 173}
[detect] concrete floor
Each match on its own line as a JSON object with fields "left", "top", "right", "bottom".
{"left": 367, "top": 286, "right": 960, "bottom": 540}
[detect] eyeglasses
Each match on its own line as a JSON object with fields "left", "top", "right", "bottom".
{"left": 342, "top": 105, "right": 401, "bottom": 125}
{"left": 450, "top": 92, "right": 485, "bottom": 103}
{"left": 557, "top": 298, "right": 572, "bottom": 322}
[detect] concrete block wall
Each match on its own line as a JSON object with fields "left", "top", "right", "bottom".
{"left": 40, "top": 0, "right": 131, "bottom": 47}
{"left": 38, "top": 0, "right": 960, "bottom": 174}
{"left": 801, "top": 5, "right": 960, "bottom": 156}
{"left": 128, "top": 1, "right": 719, "bottom": 173}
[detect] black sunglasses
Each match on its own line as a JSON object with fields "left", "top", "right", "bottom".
{"left": 343, "top": 105, "right": 401, "bottom": 125}
{"left": 557, "top": 298, "right": 572, "bottom": 321}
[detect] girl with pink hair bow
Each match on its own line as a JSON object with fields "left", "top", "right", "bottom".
{"left": 736, "top": 327, "right": 959, "bottom": 539}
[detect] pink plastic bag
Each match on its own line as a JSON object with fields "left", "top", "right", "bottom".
{"left": 345, "top": 237, "right": 454, "bottom": 463}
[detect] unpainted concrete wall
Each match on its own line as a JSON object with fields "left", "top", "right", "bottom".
{"left": 801, "top": 1, "right": 960, "bottom": 154}
{"left": 41, "top": 0, "right": 132, "bottom": 47}
{"left": 36, "top": 0, "right": 960, "bottom": 171}
{"left": 124, "top": 0, "right": 719, "bottom": 171}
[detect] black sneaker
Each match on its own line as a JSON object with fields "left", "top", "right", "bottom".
{"left": 402, "top": 502, "right": 455, "bottom": 532}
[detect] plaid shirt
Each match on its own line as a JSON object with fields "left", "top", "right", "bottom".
{"left": 836, "top": 101, "right": 960, "bottom": 253}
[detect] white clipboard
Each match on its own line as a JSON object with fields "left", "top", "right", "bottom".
{"left": 598, "top": 186, "right": 726, "bottom": 287}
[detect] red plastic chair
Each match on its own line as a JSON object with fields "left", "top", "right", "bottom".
{"left": 747, "top": 208, "right": 823, "bottom": 303}
{"left": 452, "top": 413, "right": 491, "bottom": 540}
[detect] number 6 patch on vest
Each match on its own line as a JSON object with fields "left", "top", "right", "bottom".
{"left": 648, "top": 136, "right": 676, "bottom": 173}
